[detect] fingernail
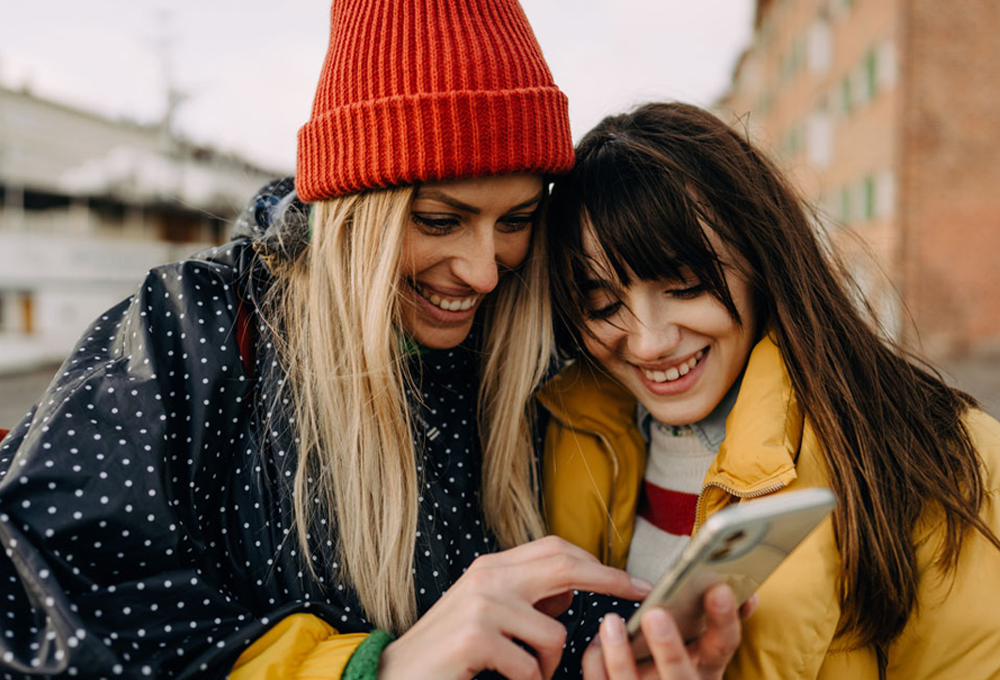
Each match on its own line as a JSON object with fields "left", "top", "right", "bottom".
{"left": 708, "top": 586, "right": 735, "bottom": 614}
{"left": 632, "top": 576, "right": 654, "bottom": 595}
{"left": 602, "top": 614, "right": 625, "bottom": 642}
{"left": 644, "top": 609, "right": 676, "bottom": 642}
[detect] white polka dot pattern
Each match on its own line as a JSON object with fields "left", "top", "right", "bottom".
{"left": 0, "top": 184, "right": 640, "bottom": 679}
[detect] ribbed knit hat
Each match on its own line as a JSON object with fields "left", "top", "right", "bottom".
{"left": 295, "top": 0, "right": 574, "bottom": 202}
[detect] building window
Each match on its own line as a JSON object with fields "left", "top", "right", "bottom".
{"left": 875, "top": 169, "right": 896, "bottom": 219}
{"left": 877, "top": 40, "right": 898, "bottom": 88}
{"left": 0, "top": 291, "right": 35, "bottom": 335}
{"left": 807, "top": 112, "right": 833, "bottom": 168}
{"left": 808, "top": 18, "right": 832, "bottom": 74}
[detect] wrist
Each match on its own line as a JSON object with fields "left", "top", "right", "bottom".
{"left": 343, "top": 630, "right": 395, "bottom": 680}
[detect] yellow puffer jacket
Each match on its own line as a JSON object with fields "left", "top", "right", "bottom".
{"left": 538, "top": 336, "right": 1000, "bottom": 679}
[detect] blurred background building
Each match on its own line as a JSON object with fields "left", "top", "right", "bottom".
{"left": 1, "top": 0, "right": 997, "bottom": 424}
{"left": 716, "top": 0, "right": 1000, "bottom": 365}
{"left": 0, "top": 84, "right": 278, "bottom": 382}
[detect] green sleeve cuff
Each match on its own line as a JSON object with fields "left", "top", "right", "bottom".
{"left": 342, "top": 629, "right": 395, "bottom": 680}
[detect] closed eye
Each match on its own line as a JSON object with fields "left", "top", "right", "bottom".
{"left": 497, "top": 212, "right": 537, "bottom": 234}
{"left": 666, "top": 284, "right": 706, "bottom": 300}
{"left": 411, "top": 213, "right": 460, "bottom": 234}
{"left": 585, "top": 301, "right": 622, "bottom": 321}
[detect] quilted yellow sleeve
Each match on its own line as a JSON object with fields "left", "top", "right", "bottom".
{"left": 229, "top": 613, "right": 369, "bottom": 680}
{"left": 543, "top": 419, "right": 616, "bottom": 564}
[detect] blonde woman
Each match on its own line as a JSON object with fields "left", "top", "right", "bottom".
{"left": 0, "top": 4, "right": 744, "bottom": 680}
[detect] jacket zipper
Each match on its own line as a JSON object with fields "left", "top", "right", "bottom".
{"left": 693, "top": 480, "right": 787, "bottom": 532}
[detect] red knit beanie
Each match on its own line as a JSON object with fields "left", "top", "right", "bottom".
{"left": 295, "top": 0, "right": 574, "bottom": 202}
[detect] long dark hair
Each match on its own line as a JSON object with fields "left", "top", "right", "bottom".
{"left": 547, "top": 102, "right": 1000, "bottom": 656}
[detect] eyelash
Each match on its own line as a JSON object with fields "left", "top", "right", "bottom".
{"left": 667, "top": 284, "right": 706, "bottom": 300}
{"left": 584, "top": 284, "right": 706, "bottom": 321}
{"left": 410, "top": 214, "right": 458, "bottom": 233}
{"left": 497, "top": 214, "right": 536, "bottom": 233}
{"left": 585, "top": 301, "right": 621, "bottom": 321}
{"left": 409, "top": 213, "right": 536, "bottom": 235}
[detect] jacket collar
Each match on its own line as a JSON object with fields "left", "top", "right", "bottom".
{"left": 537, "top": 359, "right": 638, "bottom": 436}
{"left": 538, "top": 334, "right": 803, "bottom": 494}
{"left": 705, "top": 334, "right": 801, "bottom": 495}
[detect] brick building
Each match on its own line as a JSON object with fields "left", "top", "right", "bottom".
{"left": 717, "top": 0, "right": 1000, "bottom": 361}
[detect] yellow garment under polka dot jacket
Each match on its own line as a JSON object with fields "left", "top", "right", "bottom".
{"left": 538, "top": 336, "right": 1000, "bottom": 679}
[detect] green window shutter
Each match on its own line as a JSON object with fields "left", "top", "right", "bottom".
{"left": 863, "top": 175, "right": 875, "bottom": 220}
{"left": 841, "top": 75, "right": 852, "bottom": 113}
{"left": 840, "top": 185, "right": 851, "bottom": 224}
{"left": 865, "top": 50, "right": 877, "bottom": 99}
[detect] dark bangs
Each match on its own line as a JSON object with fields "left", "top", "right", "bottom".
{"left": 548, "top": 120, "right": 740, "bottom": 353}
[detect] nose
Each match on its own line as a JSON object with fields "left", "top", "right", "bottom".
{"left": 451, "top": 230, "right": 500, "bottom": 294}
{"left": 626, "top": 309, "right": 681, "bottom": 363}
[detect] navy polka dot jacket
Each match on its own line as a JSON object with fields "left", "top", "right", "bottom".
{"left": 0, "top": 180, "right": 635, "bottom": 679}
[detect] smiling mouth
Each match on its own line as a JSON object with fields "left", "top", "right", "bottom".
{"left": 637, "top": 350, "right": 706, "bottom": 383}
{"left": 413, "top": 283, "right": 481, "bottom": 312}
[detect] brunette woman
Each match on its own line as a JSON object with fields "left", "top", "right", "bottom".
{"left": 541, "top": 102, "right": 1000, "bottom": 679}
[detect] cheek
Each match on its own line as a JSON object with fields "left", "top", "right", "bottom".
{"left": 400, "top": 231, "right": 439, "bottom": 276}
{"left": 582, "top": 323, "right": 618, "bottom": 363}
{"left": 495, "top": 229, "right": 533, "bottom": 269}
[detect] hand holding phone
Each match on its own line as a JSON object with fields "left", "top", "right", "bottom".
{"left": 627, "top": 487, "right": 836, "bottom": 651}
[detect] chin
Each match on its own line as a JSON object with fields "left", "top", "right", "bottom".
{"left": 642, "top": 399, "right": 714, "bottom": 428}
{"left": 411, "top": 323, "right": 474, "bottom": 350}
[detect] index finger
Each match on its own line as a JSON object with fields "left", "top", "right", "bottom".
{"left": 517, "top": 553, "right": 654, "bottom": 604}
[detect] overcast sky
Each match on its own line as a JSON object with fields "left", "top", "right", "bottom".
{"left": 0, "top": 0, "right": 754, "bottom": 173}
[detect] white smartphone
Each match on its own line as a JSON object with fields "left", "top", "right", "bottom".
{"left": 626, "top": 487, "right": 836, "bottom": 647}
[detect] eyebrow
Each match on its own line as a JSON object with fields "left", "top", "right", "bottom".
{"left": 413, "top": 189, "right": 544, "bottom": 215}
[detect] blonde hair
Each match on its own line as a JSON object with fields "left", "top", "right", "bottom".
{"left": 263, "top": 185, "right": 551, "bottom": 633}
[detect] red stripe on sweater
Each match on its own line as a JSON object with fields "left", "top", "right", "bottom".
{"left": 637, "top": 481, "right": 698, "bottom": 536}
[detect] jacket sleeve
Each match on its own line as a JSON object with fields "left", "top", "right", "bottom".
{"left": 230, "top": 614, "right": 368, "bottom": 680}
{"left": 542, "top": 418, "right": 616, "bottom": 564}
{"left": 725, "top": 517, "right": 844, "bottom": 680}
{"left": 0, "top": 247, "right": 365, "bottom": 679}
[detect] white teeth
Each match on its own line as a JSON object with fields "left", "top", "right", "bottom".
{"left": 418, "top": 285, "right": 479, "bottom": 312}
{"left": 640, "top": 351, "right": 705, "bottom": 384}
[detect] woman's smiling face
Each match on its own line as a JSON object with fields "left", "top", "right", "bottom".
{"left": 580, "top": 223, "right": 757, "bottom": 426}
{"left": 400, "top": 174, "right": 543, "bottom": 349}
